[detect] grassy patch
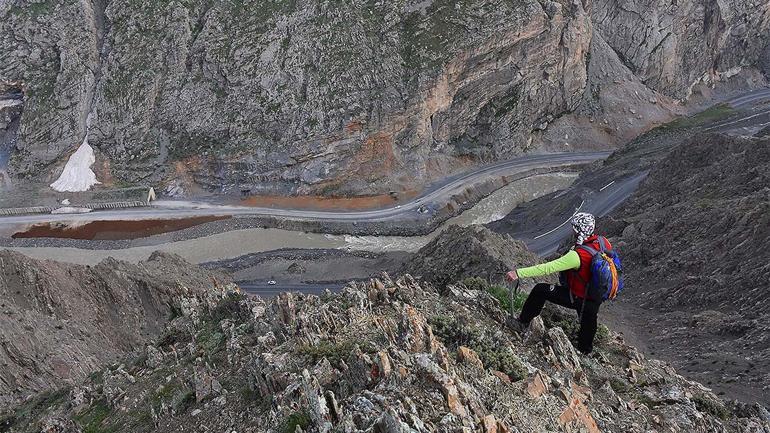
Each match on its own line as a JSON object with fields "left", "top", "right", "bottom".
{"left": 692, "top": 394, "right": 730, "bottom": 420}
{"left": 488, "top": 284, "right": 527, "bottom": 313}
{"left": 281, "top": 410, "right": 311, "bottom": 433}
{"left": 461, "top": 277, "right": 527, "bottom": 313}
{"left": 661, "top": 103, "right": 735, "bottom": 130}
{"left": 74, "top": 399, "right": 115, "bottom": 433}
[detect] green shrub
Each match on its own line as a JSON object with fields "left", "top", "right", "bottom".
{"left": 74, "top": 400, "right": 113, "bottom": 433}
{"left": 692, "top": 394, "right": 730, "bottom": 420}
{"left": 595, "top": 324, "right": 611, "bottom": 344}
{"left": 478, "top": 349, "right": 528, "bottom": 381}
{"left": 209, "top": 292, "right": 248, "bottom": 324}
{"left": 281, "top": 410, "right": 311, "bottom": 433}
{"left": 170, "top": 389, "right": 195, "bottom": 414}
{"left": 461, "top": 277, "right": 488, "bottom": 292}
{"left": 608, "top": 377, "right": 630, "bottom": 394}
{"left": 295, "top": 339, "right": 376, "bottom": 365}
{"left": 430, "top": 314, "right": 485, "bottom": 349}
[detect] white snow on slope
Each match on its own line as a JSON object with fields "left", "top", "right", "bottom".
{"left": 50, "top": 140, "right": 101, "bottom": 192}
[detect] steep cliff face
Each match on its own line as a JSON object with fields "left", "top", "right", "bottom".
{"left": 593, "top": 0, "right": 770, "bottom": 99}
{"left": 0, "top": 0, "right": 768, "bottom": 195}
{"left": 1, "top": 0, "right": 592, "bottom": 195}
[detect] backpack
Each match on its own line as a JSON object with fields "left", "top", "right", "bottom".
{"left": 576, "top": 236, "right": 624, "bottom": 301}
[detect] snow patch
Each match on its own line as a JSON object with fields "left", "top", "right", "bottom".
{"left": 50, "top": 141, "right": 101, "bottom": 192}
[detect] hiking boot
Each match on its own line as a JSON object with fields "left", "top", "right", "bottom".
{"left": 507, "top": 316, "right": 529, "bottom": 335}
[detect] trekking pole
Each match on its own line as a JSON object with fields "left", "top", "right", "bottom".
{"left": 508, "top": 279, "right": 520, "bottom": 321}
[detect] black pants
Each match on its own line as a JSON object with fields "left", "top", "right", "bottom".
{"left": 519, "top": 283, "right": 601, "bottom": 354}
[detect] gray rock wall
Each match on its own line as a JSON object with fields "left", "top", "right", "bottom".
{"left": 593, "top": 0, "right": 770, "bottom": 98}
{"left": 0, "top": 0, "right": 767, "bottom": 194}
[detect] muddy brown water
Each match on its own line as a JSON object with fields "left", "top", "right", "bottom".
{"left": 6, "top": 173, "right": 576, "bottom": 265}
{"left": 11, "top": 216, "right": 230, "bottom": 240}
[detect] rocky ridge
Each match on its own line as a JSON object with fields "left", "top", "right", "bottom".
{"left": 400, "top": 225, "right": 544, "bottom": 289}
{"left": 2, "top": 274, "right": 769, "bottom": 432}
{"left": 0, "top": 250, "right": 234, "bottom": 411}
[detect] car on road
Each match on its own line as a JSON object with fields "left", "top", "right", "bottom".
{"left": 267, "top": 280, "right": 277, "bottom": 285}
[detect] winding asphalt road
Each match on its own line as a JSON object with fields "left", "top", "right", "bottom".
{"left": 239, "top": 171, "right": 648, "bottom": 295}
{"left": 3, "top": 87, "right": 769, "bottom": 296}
{"left": 0, "top": 152, "right": 608, "bottom": 225}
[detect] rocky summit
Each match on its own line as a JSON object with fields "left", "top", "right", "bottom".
{"left": 2, "top": 273, "right": 770, "bottom": 433}
{"left": 400, "top": 225, "right": 543, "bottom": 289}
{"left": 1, "top": 0, "right": 769, "bottom": 195}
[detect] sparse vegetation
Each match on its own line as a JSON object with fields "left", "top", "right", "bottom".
{"left": 692, "top": 394, "right": 730, "bottom": 420}
{"left": 661, "top": 103, "right": 735, "bottom": 130}
{"left": 74, "top": 400, "right": 114, "bottom": 433}
{"left": 281, "top": 410, "right": 311, "bottom": 433}
{"left": 431, "top": 313, "right": 527, "bottom": 381}
{"left": 1, "top": 388, "right": 71, "bottom": 432}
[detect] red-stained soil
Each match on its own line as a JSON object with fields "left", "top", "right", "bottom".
{"left": 240, "top": 191, "right": 419, "bottom": 211}
{"left": 12, "top": 216, "right": 230, "bottom": 240}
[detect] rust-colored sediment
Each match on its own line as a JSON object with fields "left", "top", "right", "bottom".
{"left": 12, "top": 215, "right": 230, "bottom": 240}
{"left": 240, "top": 191, "right": 419, "bottom": 211}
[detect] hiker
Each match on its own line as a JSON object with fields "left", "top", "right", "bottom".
{"left": 506, "top": 212, "right": 619, "bottom": 354}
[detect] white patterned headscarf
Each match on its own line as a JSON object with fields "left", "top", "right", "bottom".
{"left": 571, "top": 212, "right": 595, "bottom": 245}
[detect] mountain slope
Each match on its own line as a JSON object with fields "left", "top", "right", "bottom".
{"left": 601, "top": 133, "right": 770, "bottom": 405}
{"left": 0, "top": 250, "right": 234, "bottom": 411}
{"left": 1, "top": 0, "right": 768, "bottom": 195}
{"left": 2, "top": 274, "right": 768, "bottom": 432}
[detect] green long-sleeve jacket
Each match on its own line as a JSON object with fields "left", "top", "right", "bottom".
{"left": 517, "top": 250, "right": 581, "bottom": 278}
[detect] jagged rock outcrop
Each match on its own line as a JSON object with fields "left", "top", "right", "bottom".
{"left": 2, "top": 0, "right": 767, "bottom": 195}
{"left": 599, "top": 133, "right": 770, "bottom": 405}
{"left": 400, "top": 225, "right": 542, "bottom": 288}
{"left": 0, "top": 250, "right": 234, "bottom": 411}
{"left": 2, "top": 275, "right": 767, "bottom": 432}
